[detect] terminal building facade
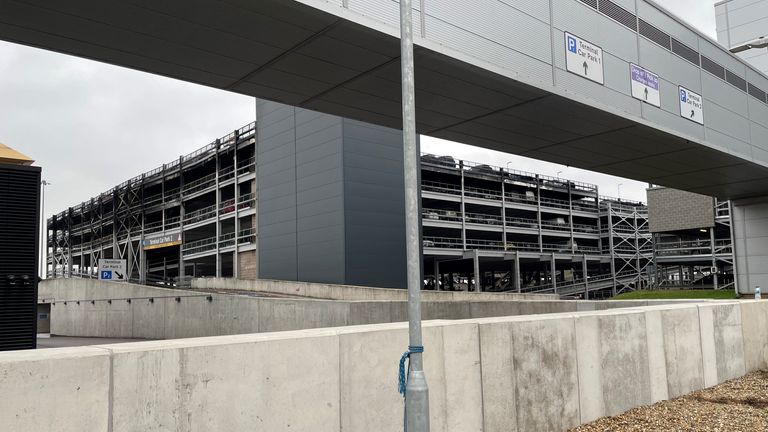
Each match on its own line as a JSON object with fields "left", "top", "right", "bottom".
{"left": 47, "top": 101, "right": 653, "bottom": 297}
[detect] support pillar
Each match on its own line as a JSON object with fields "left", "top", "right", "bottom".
{"left": 551, "top": 252, "right": 557, "bottom": 294}
{"left": 433, "top": 259, "right": 440, "bottom": 291}
{"left": 514, "top": 252, "right": 521, "bottom": 293}
{"left": 473, "top": 250, "right": 480, "bottom": 292}
{"left": 582, "top": 254, "right": 589, "bottom": 299}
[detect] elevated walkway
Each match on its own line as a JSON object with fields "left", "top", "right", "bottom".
{"left": 4, "top": 1, "right": 768, "bottom": 198}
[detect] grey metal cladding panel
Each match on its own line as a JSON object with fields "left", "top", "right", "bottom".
{"left": 553, "top": 69, "right": 641, "bottom": 117}
{"left": 653, "top": 77, "right": 684, "bottom": 115}
{"left": 427, "top": 0, "right": 552, "bottom": 63}
{"left": 347, "top": 0, "right": 422, "bottom": 36}
{"left": 423, "top": 17, "right": 553, "bottom": 85}
{"left": 258, "top": 154, "right": 296, "bottom": 184}
{"left": 640, "top": 100, "right": 705, "bottom": 141}
{"left": 701, "top": 73, "right": 749, "bottom": 117}
{"left": 297, "top": 215, "right": 344, "bottom": 236}
{"left": 705, "top": 101, "right": 751, "bottom": 144}
{"left": 726, "top": 1, "right": 768, "bottom": 28}
{"left": 295, "top": 143, "right": 343, "bottom": 176}
{"left": 297, "top": 182, "right": 344, "bottom": 207}
{"left": 750, "top": 97, "right": 768, "bottom": 125}
{"left": 342, "top": 119, "right": 406, "bottom": 288}
{"left": 751, "top": 122, "right": 768, "bottom": 152}
{"left": 344, "top": 118, "right": 402, "bottom": 139}
{"left": 706, "top": 127, "right": 752, "bottom": 159}
{"left": 296, "top": 161, "right": 344, "bottom": 192}
{"left": 256, "top": 98, "right": 292, "bottom": 120}
{"left": 742, "top": 53, "right": 768, "bottom": 75}
{"left": 495, "top": 0, "right": 551, "bottom": 23}
{"left": 259, "top": 186, "right": 296, "bottom": 213}
{"left": 729, "top": 18, "right": 768, "bottom": 46}
{"left": 297, "top": 195, "right": 344, "bottom": 218}
{"left": 257, "top": 99, "right": 298, "bottom": 281}
{"left": 259, "top": 206, "right": 297, "bottom": 229}
{"left": 638, "top": 39, "right": 701, "bottom": 93}
{"left": 717, "top": 30, "right": 730, "bottom": 47}
{"left": 295, "top": 112, "right": 342, "bottom": 141}
{"left": 552, "top": 0, "right": 639, "bottom": 63}
{"left": 258, "top": 116, "right": 296, "bottom": 146}
{"left": 747, "top": 67, "right": 768, "bottom": 93}
{"left": 699, "top": 38, "right": 746, "bottom": 79}
{"left": 298, "top": 242, "right": 345, "bottom": 284}
{"left": 637, "top": 1, "right": 698, "bottom": 48}
{"left": 343, "top": 144, "right": 404, "bottom": 172}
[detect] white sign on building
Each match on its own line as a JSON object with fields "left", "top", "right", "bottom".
{"left": 98, "top": 259, "right": 127, "bottom": 281}
{"left": 630, "top": 64, "right": 661, "bottom": 108}
{"left": 565, "top": 32, "right": 604, "bottom": 85}
{"left": 679, "top": 86, "right": 704, "bottom": 125}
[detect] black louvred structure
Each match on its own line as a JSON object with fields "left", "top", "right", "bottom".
{"left": 0, "top": 163, "right": 40, "bottom": 351}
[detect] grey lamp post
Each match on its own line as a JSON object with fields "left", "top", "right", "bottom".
{"left": 730, "top": 36, "right": 768, "bottom": 53}
{"left": 399, "top": 0, "right": 429, "bottom": 430}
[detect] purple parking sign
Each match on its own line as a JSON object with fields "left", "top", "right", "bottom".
{"left": 630, "top": 64, "right": 661, "bottom": 107}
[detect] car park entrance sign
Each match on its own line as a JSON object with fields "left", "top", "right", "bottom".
{"left": 679, "top": 86, "right": 704, "bottom": 125}
{"left": 98, "top": 259, "right": 127, "bottom": 281}
{"left": 565, "top": 32, "right": 604, "bottom": 85}
{"left": 630, "top": 64, "right": 661, "bottom": 107}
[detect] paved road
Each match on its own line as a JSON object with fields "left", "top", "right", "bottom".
{"left": 37, "top": 335, "right": 150, "bottom": 349}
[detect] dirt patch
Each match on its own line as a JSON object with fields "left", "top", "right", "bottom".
{"left": 571, "top": 371, "right": 768, "bottom": 432}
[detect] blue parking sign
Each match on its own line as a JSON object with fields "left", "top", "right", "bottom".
{"left": 101, "top": 270, "right": 112, "bottom": 280}
{"left": 567, "top": 35, "right": 577, "bottom": 54}
{"left": 680, "top": 88, "right": 687, "bottom": 102}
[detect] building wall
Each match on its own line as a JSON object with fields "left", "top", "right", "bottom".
{"left": 647, "top": 187, "right": 715, "bottom": 232}
{"left": 256, "top": 100, "right": 406, "bottom": 287}
{"left": 342, "top": 118, "right": 406, "bottom": 288}
{"left": 238, "top": 251, "right": 258, "bottom": 280}
{"left": 256, "top": 101, "right": 347, "bottom": 283}
{"left": 716, "top": 0, "right": 768, "bottom": 74}
{"left": 256, "top": 100, "right": 300, "bottom": 280}
{"left": 732, "top": 197, "right": 768, "bottom": 293}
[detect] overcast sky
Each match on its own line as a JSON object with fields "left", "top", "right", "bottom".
{"left": 0, "top": 0, "right": 718, "bottom": 220}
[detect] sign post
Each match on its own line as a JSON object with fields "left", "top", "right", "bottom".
{"left": 98, "top": 259, "right": 127, "bottom": 282}
{"left": 565, "top": 32, "right": 604, "bottom": 85}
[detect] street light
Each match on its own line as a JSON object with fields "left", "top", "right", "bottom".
{"left": 730, "top": 36, "right": 768, "bottom": 53}
{"left": 557, "top": 170, "right": 563, "bottom": 178}
{"left": 617, "top": 183, "right": 623, "bottom": 201}
{"left": 399, "top": 1, "right": 429, "bottom": 431}
{"left": 40, "top": 180, "right": 52, "bottom": 279}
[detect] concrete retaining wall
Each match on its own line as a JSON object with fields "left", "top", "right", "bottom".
{"left": 4, "top": 300, "right": 766, "bottom": 431}
{"left": 191, "top": 277, "right": 561, "bottom": 301}
{"left": 40, "top": 279, "right": 704, "bottom": 339}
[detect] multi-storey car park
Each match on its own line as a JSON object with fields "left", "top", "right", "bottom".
{"left": 648, "top": 187, "right": 735, "bottom": 290}
{"left": 419, "top": 154, "right": 653, "bottom": 297}
{"left": 47, "top": 121, "right": 653, "bottom": 298}
{"left": 47, "top": 123, "right": 258, "bottom": 285}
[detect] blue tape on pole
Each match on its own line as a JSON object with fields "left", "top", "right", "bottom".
{"left": 398, "top": 345, "right": 424, "bottom": 396}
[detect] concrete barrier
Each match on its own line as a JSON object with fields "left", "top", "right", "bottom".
{"left": 39, "top": 279, "right": 723, "bottom": 340}
{"left": 6, "top": 300, "right": 767, "bottom": 431}
{"left": 191, "top": 277, "right": 561, "bottom": 301}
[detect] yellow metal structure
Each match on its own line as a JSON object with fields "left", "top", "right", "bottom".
{"left": 0, "top": 143, "right": 34, "bottom": 165}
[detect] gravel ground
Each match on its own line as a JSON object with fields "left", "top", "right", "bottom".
{"left": 571, "top": 371, "right": 768, "bottom": 432}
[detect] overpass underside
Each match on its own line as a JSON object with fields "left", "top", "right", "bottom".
{"left": 4, "top": 0, "right": 768, "bottom": 199}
